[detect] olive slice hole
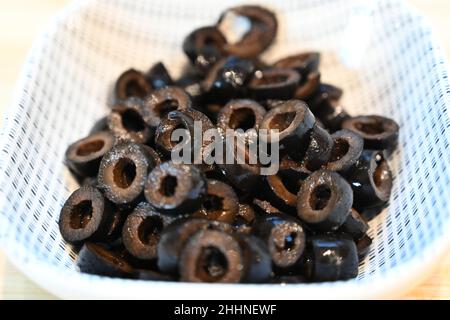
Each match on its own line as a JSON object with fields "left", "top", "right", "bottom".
{"left": 69, "top": 200, "right": 93, "bottom": 229}
{"left": 310, "top": 184, "right": 332, "bottom": 210}
{"left": 269, "top": 111, "right": 296, "bottom": 131}
{"left": 229, "top": 108, "right": 256, "bottom": 131}
{"left": 160, "top": 175, "right": 178, "bottom": 197}
{"left": 76, "top": 140, "right": 105, "bottom": 156}
{"left": 113, "top": 158, "right": 137, "bottom": 189}
{"left": 121, "top": 109, "right": 146, "bottom": 132}
{"left": 329, "top": 138, "right": 350, "bottom": 162}
{"left": 203, "top": 194, "right": 224, "bottom": 211}
{"left": 138, "top": 216, "right": 164, "bottom": 246}
{"left": 373, "top": 154, "right": 391, "bottom": 190}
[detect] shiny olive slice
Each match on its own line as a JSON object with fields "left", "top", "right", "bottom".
{"left": 183, "top": 26, "right": 227, "bottom": 73}
{"left": 326, "top": 129, "right": 364, "bottom": 172}
{"left": 217, "top": 99, "right": 266, "bottom": 137}
{"left": 308, "top": 84, "right": 349, "bottom": 132}
{"left": 260, "top": 100, "right": 315, "bottom": 160}
{"left": 144, "top": 161, "right": 207, "bottom": 214}
{"left": 236, "top": 234, "right": 272, "bottom": 283}
{"left": 218, "top": 5, "right": 277, "bottom": 58}
{"left": 253, "top": 213, "right": 306, "bottom": 268}
{"left": 115, "top": 69, "right": 152, "bottom": 100}
{"left": 203, "top": 56, "right": 255, "bottom": 102}
{"left": 302, "top": 234, "right": 358, "bottom": 282}
{"left": 179, "top": 229, "right": 245, "bottom": 283}
{"left": 157, "top": 218, "right": 233, "bottom": 274}
{"left": 297, "top": 170, "right": 352, "bottom": 231}
{"left": 155, "top": 108, "right": 216, "bottom": 171}
{"left": 97, "top": 142, "right": 159, "bottom": 204}
{"left": 144, "top": 86, "right": 191, "bottom": 126}
{"left": 273, "top": 52, "right": 321, "bottom": 77}
{"left": 344, "top": 150, "right": 393, "bottom": 209}
{"left": 248, "top": 68, "right": 300, "bottom": 100}
{"left": 342, "top": 115, "right": 399, "bottom": 151}
{"left": 59, "top": 186, "right": 114, "bottom": 244}
{"left": 146, "top": 62, "right": 173, "bottom": 89}
{"left": 302, "top": 124, "right": 333, "bottom": 171}
{"left": 122, "top": 202, "right": 174, "bottom": 260}
{"left": 77, "top": 243, "right": 135, "bottom": 278}
{"left": 65, "top": 131, "right": 115, "bottom": 178}
{"left": 107, "top": 97, "right": 155, "bottom": 144}
{"left": 194, "top": 179, "right": 239, "bottom": 223}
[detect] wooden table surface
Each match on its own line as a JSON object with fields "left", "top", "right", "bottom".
{"left": 0, "top": 0, "right": 449, "bottom": 300}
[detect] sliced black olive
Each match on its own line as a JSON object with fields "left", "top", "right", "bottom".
{"left": 297, "top": 170, "right": 352, "bottom": 231}
{"left": 356, "top": 234, "right": 373, "bottom": 260}
{"left": 248, "top": 68, "right": 300, "bottom": 100}
{"left": 218, "top": 141, "right": 262, "bottom": 195}
{"left": 59, "top": 186, "right": 114, "bottom": 244}
{"left": 115, "top": 69, "right": 152, "bottom": 100}
{"left": 260, "top": 100, "right": 315, "bottom": 160}
{"left": 218, "top": 5, "right": 277, "bottom": 58}
{"left": 146, "top": 62, "right": 173, "bottom": 89}
{"left": 65, "top": 131, "right": 115, "bottom": 178}
{"left": 294, "top": 71, "right": 321, "bottom": 100}
{"left": 144, "top": 161, "right": 207, "bottom": 214}
{"left": 97, "top": 142, "right": 159, "bottom": 204}
{"left": 157, "top": 218, "right": 233, "bottom": 274}
{"left": 179, "top": 229, "right": 244, "bottom": 283}
{"left": 203, "top": 56, "right": 255, "bottom": 102}
{"left": 155, "top": 108, "right": 216, "bottom": 170}
{"left": 308, "top": 84, "right": 349, "bottom": 132}
{"left": 232, "top": 203, "right": 256, "bottom": 234}
{"left": 261, "top": 173, "right": 298, "bottom": 214}
{"left": 122, "top": 202, "right": 174, "bottom": 260}
{"left": 344, "top": 150, "right": 393, "bottom": 209}
{"left": 217, "top": 99, "right": 266, "bottom": 137}
{"left": 107, "top": 97, "right": 155, "bottom": 144}
{"left": 183, "top": 26, "right": 227, "bottom": 74}
{"left": 236, "top": 234, "right": 272, "bottom": 283}
{"left": 77, "top": 243, "right": 135, "bottom": 278}
{"left": 253, "top": 214, "right": 306, "bottom": 268}
{"left": 302, "top": 124, "right": 333, "bottom": 171}
{"left": 302, "top": 235, "right": 358, "bottom": 282}
{"left": 194, "top": 179, "right": 239, "bottom": 223}
{"left": 326, "top": 129, "right": 364, "bottom": 172}
{"left": 342, "top": 115, "right": 399, "bottom": 151}
{"left": 340, "top": 208, "right": 369, "bottom": 241}
{"left": 273, "top": 52, "right": 321, "bottom": 77}
{"left": 144, "top": 86, "right": 192, "bottom": 126}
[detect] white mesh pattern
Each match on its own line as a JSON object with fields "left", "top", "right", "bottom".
{"left": 1, "top": 0, "right": 450, "bottom": 299}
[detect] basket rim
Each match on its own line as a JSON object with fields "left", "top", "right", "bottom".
{"left": 1, "top": 0, "right": 450, "bottom": 299}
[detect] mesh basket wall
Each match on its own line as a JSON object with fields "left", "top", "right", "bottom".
{"left": 0, "top": 0, "right": 450, "bottom": 299}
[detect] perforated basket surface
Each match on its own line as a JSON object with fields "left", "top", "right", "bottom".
{"left": 1, "top": 0, "right": 450, "bottom": 299}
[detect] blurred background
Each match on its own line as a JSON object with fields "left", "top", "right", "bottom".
{"left": 0, "top": 0, "right": 449, "bottom": 299}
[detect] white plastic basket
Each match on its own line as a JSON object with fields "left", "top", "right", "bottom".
{"left": 1, "top": 0, "right": 450, "bottom": 299}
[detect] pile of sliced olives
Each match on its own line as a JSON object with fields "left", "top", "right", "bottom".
{"left": 60, "top": 5, "right": 399, "bottom": 284}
